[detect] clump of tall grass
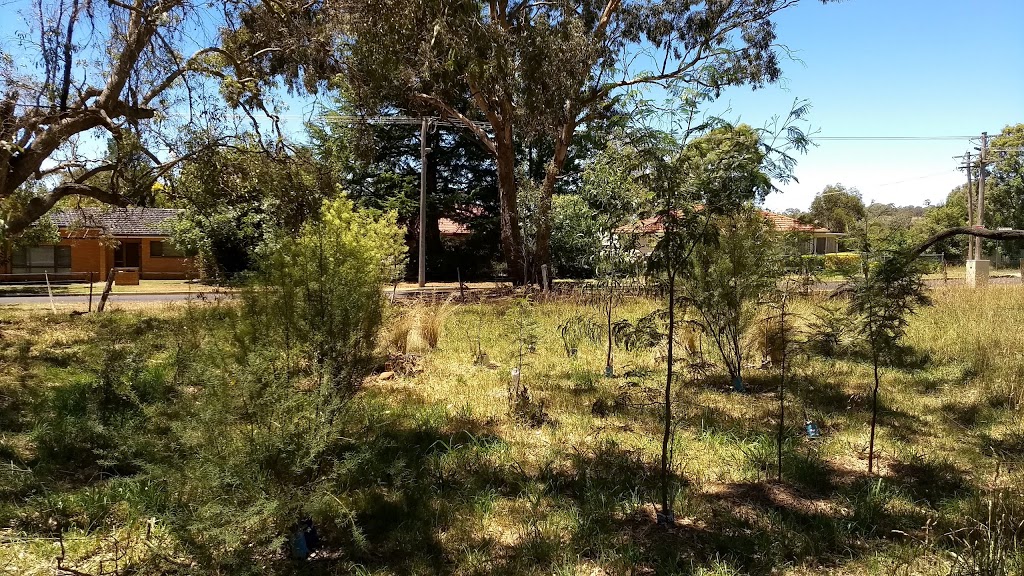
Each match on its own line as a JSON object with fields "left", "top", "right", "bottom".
{"left": 419, "top": 295, "right": 457, "bottom": 349}
{"left": 945, "top": 489, "right": 1024, "bottom": 576}
{"left": 383, "top": 310, "right": 416, "bottom": 354}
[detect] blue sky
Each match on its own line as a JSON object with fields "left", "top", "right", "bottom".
{"left": 713, "top": 0, "right": 1024, "bottom": 212}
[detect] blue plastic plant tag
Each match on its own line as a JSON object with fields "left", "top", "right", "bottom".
{"left": 290, "top": 530, "right": 309, "bottom": 559}
{"left": 805, "top": 420, "right": 821, "bottom": 439}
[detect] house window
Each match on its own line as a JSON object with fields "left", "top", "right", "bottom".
{"left": 150, "top": 240, "right": 185, "bottom": 258}
{"left": 11, "top": 246, "right": 72, "bottom": 274}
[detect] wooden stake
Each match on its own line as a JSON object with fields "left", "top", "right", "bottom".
{"left": 44, "top": 272, "right": 55, "bottom": 314}
{"left": 97, "top": 268, "right": 116, "bottom": 312}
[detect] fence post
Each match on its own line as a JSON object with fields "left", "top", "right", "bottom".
{"left": 44, "top": 272, "right": 55, "bottom": 314}
{"left": 88, "top": 272, "right": 94, "bottom": 313}
{"left": 97, "top": 268, "right": 116, "bottom": 312}
{"left": 1019, "top": 258, "right": 1023, "bottom": 285}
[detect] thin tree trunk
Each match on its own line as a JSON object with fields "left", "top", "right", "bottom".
{"left": 605, "top": 227, "right": 614, "bottom": 375}
{"left": 777, "top": 297, "right": 787, "bottom": 482}
{"left": 869, "top": 347, "right": 880, "bottom": 474}
{"left": 535, "top": 120, "right": 575, "bottom": 288}
{"left": 661, "top": 267, "right": 675, "bottom": 517}
{"left": 605, "top": 281, "right": 613, "bottom": 374}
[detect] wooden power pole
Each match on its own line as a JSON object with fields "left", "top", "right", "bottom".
{"left": 962, "top": 152, "right": 975, "bottom": 260}
{"left": 323, "top": 114, "right": 490, "bottom": 289}
{"left": 974, "top": 132, "right": 988, "bottom": 260}
{"left": 419, "top": 118, "right": 429, "bottom": 288}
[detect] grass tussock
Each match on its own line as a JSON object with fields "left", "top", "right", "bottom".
{"left": 417, "top": 294, "right": 458, "bottom": 349}
{"left": 1, "top": 286, "right": 1024, "bottom": 574}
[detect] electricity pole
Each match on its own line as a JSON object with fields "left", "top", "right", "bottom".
{"left": 322, "top": 114, "right": 491, "bottom": 288}
{"left": 975, "top": 132, "right": 987, "bottom": 261}
{"left": 959, "top": 152, "right": 974, "bottom": 260}
{"left": 419, "top": 118, "right": 430, "bottom": 287}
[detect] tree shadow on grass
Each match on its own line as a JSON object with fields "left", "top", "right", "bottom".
{"left": 888, "top": 453, "right": 975, "bottom": 507}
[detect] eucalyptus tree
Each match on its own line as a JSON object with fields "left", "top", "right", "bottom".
{"left": 226, "top": 0, "right": 834, "bottom": 283}
{"left": 0, "top": 0, "right": 283, "bottom": 240}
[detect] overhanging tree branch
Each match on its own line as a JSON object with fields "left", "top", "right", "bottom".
{"left": 908, "top": 227, "right": 1024, "bottom": 259}
{"left": 4, "top": 181, "right": 130, "bottom": 235}
{"left": 414, "top": 92, "right": 497, "bottom": 154}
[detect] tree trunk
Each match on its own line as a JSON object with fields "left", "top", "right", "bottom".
{"left": 534, "top": 121, "right": 575, "bottom": 287}
{"left": 869, "top": 347, "right": 880, "bottom": 474}
{"left": 494, "top": 129, "right": 526, "bottom": 284}
{"left": 661, "top": 267, "right": 675, "bottom": 518}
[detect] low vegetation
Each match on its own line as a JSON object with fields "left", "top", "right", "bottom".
{"left": 1, "top": 283, "right": 1023, "bottom": 575}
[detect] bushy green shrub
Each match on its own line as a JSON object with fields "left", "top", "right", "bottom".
{"left": 824, "top": 252, "right": 862, "bottom": 275}
{"left": 800, "top": 254, "right": 824, "bottom": 272}
{"left": 241, "top": 196, "right": 407, "bottom": 393}
{"left": 156, "top": 197, "right": 406, "bottom": 569}
{"left": 32, "top": 342, "right": 171, "bottom": 476}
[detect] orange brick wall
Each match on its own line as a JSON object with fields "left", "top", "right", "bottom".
{"left": 60, "top": 234, "right": 194, "bottom": 280}
{"left": 61, "top": 236, "right": 107, "bottom": 279}
{"left": 3, "top": 234, "right": 194, "bottom": 281}
{"left": 139, "top": 238, "right": 196, "bottom": 280}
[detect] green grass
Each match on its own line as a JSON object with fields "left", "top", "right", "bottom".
{"left": 1, "top": 287, "right": 1023, "bottom": 574}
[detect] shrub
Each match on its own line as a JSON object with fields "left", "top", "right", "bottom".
{"left": 800, "top": 254, "right": 824, "bottom": 272}
{"left": 33, "top": 341, "right": 171, "bottom": 476}
{"left": 241, "top": 196, "right": 406, "bottom": 393}
{"left": 153, "top": 197, "right": 406, "bottom": 569}
{"left": 824, "top": 252, "right": 862, "bottom": 275}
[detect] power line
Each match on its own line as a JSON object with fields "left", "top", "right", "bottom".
{"left": 876, "top": 169, "right": 959, "bottom": 187}
{"left": 814, "top": 135, "right": 976, "bottom": 141}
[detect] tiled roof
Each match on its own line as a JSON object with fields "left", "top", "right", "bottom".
{"left": 617, "top": 210, "right": 836, "bottom": 235}
{"left": 762, "top": 212, "right": 832, "bottom": 234}
{"left": 50, "top": 207, "right": 182, "bottom": 237}
{"left": 438, "top": 218, "right": 472, "bottom": 235}
{"left": 437, "top": 205, "right": 487, "bottom": 236}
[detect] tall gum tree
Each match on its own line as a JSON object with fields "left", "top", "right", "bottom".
{"left": 228, "top": 0, "right": 835, "bottom": 283}
{"left": 0, "top": 0, "right": 282, "bottom": 239}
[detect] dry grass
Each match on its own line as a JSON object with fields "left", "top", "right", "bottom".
{"left": 416, "top": 294, "right": 458, "bottom": 349}
{"left": 2, "top": 285, "right": 1024, "bottom": 575}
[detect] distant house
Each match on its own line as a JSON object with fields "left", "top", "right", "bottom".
{"left": 617, "top": 210, "right": 842, "bottom": 255}
{"left": 2, "top": 207, "right": 195, "bottom": 281}
{"left": 438, "top": 217, "right": 473, "bottom": 238}
{"left": 762, "top": 211, "right": 843, "bottom": 254}
{"left": 437, "top": 205, "right": 488, "bottom": 240}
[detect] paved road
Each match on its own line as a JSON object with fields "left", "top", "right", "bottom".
{"left": 0, "top": 292, "right": 228, "bottom": 306}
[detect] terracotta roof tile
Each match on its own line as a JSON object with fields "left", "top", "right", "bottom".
{"left": 616, "top": 210, "right": 835, "bottom": 235}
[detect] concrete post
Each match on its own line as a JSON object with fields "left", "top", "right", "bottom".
{"left": 966, "top": 259, "right": 990, "bottom": 288}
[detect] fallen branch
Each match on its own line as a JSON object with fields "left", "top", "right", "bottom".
{"left": 909, "top": 227, "right": 1024, "bottom": 259}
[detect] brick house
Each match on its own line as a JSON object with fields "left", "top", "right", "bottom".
{"left": 2, "top": 207, "right": 195, "bottom": 281}
{"left": 617, "top": 210, "right": 842, "bottom": 255}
